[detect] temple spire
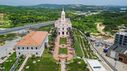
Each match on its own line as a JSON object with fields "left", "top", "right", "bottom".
{"left": 61, "top": 8, "right": 65, "bottom": 21}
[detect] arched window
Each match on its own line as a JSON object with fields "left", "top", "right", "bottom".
{"left": 36, "top": 47, "right": 38, "bottom": 50}
{"left": 36, "top": 52, "right": 38, "bottom": 55}
{"left": 19, "top": 52, "right": 20, "bottom": 55}
{"left": 31, "top": 47, "right": 33, "bottom": 50}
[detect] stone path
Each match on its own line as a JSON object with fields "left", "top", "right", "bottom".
{"left": 60, "top": 61, "right": 66, "bottom": 71}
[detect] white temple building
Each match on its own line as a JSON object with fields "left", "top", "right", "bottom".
{"left": 55, "top": 9, "right": 72, "bottom": 36}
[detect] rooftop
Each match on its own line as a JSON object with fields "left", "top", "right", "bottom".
{"left": 116, "top": 32, "right": 127, "bottom": 36}
{"left": 87, "top": 59, "right": 107, "bottom": 71}
{"left": 16, "top": 31, "right": 48, "bottom": 46}
{"left": 109, "top": 44, "right": 127, "bottom": 55}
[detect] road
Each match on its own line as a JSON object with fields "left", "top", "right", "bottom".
{"left": 94, "top": 42, "right": 127, "bottom": 71}
{"left": 0, "top": 37, "right": 21, "bottom": 63}
{"left": 0, "top": 21, "right": 54, "bottom": 35}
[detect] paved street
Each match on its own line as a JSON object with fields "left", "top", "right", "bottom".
{"left": 0, "top": 37, "right": 21, "bottom": 63}
{"left": 0, "top": 21, "right": 54, "bottom": 35}
{"left": 96, "top": 45, "right": 127, "bottom": 71}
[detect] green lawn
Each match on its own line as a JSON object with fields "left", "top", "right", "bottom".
{"left": 59, "top": 48, "right": 68, "bottom": 54}
{"left": 67, "top": 59, "right": 89, "bottom": 71}
{"left": 73, "top": 29, "right": 98, "bottom": 59}
{"left": 24, "top": 48, "right": 60, "bottom": 71}
{"left": 3, "top": 52, "right": 16, "bottom": 71}
{"left": 60, "top": 37, "right": 67, "bottom": 44}
{"left": 73, "top": 30, "right": 83, "bottom": 57}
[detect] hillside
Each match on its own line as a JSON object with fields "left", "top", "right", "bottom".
{"left": 0, "top": 4, "right": 127, "bottom": 35}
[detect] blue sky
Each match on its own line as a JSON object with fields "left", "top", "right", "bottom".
{"left": 0, "top": 0, "right": 127, "bottom": 6}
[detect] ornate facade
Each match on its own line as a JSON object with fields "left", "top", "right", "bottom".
{"left": 55, "top": 9, "right": 72, "bottom": 36}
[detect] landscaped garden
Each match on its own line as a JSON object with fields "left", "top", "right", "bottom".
{"left": 73, "top": 34, "right": 83, "bottom": 57}
{"left": 24, "top": 48, "right": 60, "bottom": 71}
{"left": 67, "top": 58, "right": 89, "bottom": 71}
{"left": 2, "top": 52, "right": 16, "bottom": 71}
{"left": 73, "top": 29, "right": 98, "bottom": 59}
{"left": 59, "top": 48, "right": 68, "bottom": 54}
{"left": 60, "top": 37, "right": 67, "bottom": 44}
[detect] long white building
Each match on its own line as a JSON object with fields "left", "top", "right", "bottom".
{"left": 15, "top": 31, "right": 48, "bottom": 57}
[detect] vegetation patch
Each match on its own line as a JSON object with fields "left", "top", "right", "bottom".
{"left": 67, "top": 58, "right": 89, "bottom": 71}
{"left": 38, "top": 25, "right": 53, "bottom": 32}
{"left": 59, "top": 48, "right": 68, "bottom": 54}
{"left": 73, "top": 29, "right": 98, "bottom": 59}
{"left": 2, "top": 52, "right": 16, "bottom": 71}
{"left": 73, "top": 30, "right": 83, "bottom": 57}
{"left": 60, "top": 37, "right": 67, "bottom": 44}
{"left": 24, "top": 48, "right": 60, "bottom": 71}
{"left": 0, "top": 33, "right": 17, "bottom": 46}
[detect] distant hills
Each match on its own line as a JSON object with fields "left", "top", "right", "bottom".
{"left": 0, "top": 4, "right": 126, "bottom": 12}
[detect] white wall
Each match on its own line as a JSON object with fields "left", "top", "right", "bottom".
{"left": 16, "top": 35, "right": 48, "bottom": 57}
{"left": 110, "top": 50, "right": 116, "bottom": 58}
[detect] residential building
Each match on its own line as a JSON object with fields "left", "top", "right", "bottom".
{"left": 107, "top": 32, "right": 127, "bottom": 64}
{"left": 15, "top": 31, "right": 48, "bottom": 57}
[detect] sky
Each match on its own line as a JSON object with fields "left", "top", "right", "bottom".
{"left": 0, "top": 0, "right": 127, "bottom": 6}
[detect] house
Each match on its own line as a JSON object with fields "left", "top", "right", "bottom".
{"left": 107, "top": 32, "right": 127, "bottom": 64}
{"left": 15, "top": 31, "right": 48, "bottom": 57}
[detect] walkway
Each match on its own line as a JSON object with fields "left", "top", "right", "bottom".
{"left": 60, "top": 61, "right": 66, "bottom": 71}
{"left": 18, "top": 56, "right": 29, "bottom": 71}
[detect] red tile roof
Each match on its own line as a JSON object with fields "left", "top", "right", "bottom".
{"left": 16, "top": 31, "right": 48, "bottom": 46}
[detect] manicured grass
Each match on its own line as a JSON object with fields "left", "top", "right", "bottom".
{"left": 24, "top": 48, "right": 60, "bottom": 71}
{"left": 60, "top": 37, "right": 67, "bottom": 44}
{"left": 3, "top": 52, "right": 16, "bottom": 71}
{"left": 67, "top": 58, "right": 89, "bottom": 71}
{"left": 73, "top": 35, "right": 83, "bottom": 57}
{"left": 73, "top": 29, "right": 98, "bottom": 59}
{"left": 59, "top": 48, "right": 68, "bottom": 54}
